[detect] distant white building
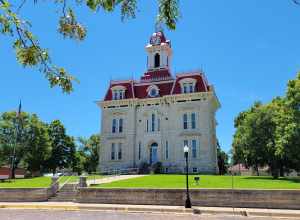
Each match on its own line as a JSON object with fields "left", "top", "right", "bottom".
{"left": 97, "top": 31, "right": 220, "bottom": 173}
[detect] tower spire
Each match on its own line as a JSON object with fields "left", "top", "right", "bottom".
{"left": 155, "top": 21, "right": 164, "bottom": 33}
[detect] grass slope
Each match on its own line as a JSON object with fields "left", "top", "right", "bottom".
{"left": 0, "top": 175, "right": 103, "bottom": 188}
{"left": 95, "top": 175, "right": 300, "bottom": 189}
{"left": 0, "top": 176, "right": 51, "bottom": 188}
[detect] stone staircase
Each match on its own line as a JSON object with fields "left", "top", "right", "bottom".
{"left": 48, "top": 183, "right": 78, "bottom": 202}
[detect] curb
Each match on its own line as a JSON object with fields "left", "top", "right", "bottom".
{"left": 0, "top": 203, "right": 300, "bottom": 218}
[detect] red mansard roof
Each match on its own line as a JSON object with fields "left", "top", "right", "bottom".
{"left": 141, "top": 69, "right": 172, "bottom": 82}
{"left": 103, "top": 71, "right": 210, "bottom": 101}
{"left": 104, "top": 81, "right": 134, "bottom": 101}
{"left": 172, "top": 73, "right": 209, "bottom": 94}
{"left": 134, "top": 82, "right": 174, "bottom": 99}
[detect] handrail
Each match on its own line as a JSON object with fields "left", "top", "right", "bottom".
{"left": 57, "top": 175, "right": 72, "bottom": 191}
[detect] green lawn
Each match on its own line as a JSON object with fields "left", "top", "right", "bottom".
{"left": 0, "top": 175, "right": 104, "bottom": 188}
{"left": 94, "top": 175, "right": 300, "bottom": 189}
{"left": 0, "top": 176, "right": 51, "bottom": 188}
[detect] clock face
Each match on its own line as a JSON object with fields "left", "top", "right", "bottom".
{"left": 149, "top": 88, "right": 158, "bottom": 97}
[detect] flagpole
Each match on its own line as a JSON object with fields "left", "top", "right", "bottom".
{"left": 11, "top": 100, "right": 22, "bottom": 179}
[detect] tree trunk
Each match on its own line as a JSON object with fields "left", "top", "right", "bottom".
{"left": 271, "top": 167, "right": 279, "bottom": 179}
{"left": 280, "top": 166, "right": 284, "bottom": 177}
{"left": 254, "top": 165, "right": 259, "bottom": 176}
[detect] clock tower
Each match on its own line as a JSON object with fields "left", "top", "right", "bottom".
{"left": 146, "top": 31, "right": 172, "bottom": 71}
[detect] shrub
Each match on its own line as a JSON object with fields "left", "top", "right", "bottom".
{"left": 138, "top": 162, "right": 150, "bottom": 174}
{"left": 151, "top": 162, "right": 163, "bottom": 174}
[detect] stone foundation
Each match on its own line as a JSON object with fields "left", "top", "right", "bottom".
{"left": 76, "top": 188, "right": 300, "bottom": 210}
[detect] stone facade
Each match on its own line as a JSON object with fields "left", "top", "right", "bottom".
{"left": 97, "top": 31, "right": 220, "bottom": 174}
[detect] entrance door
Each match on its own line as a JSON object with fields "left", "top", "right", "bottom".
{"left": 150, "top": 143, "right": 158, "bottom": 164}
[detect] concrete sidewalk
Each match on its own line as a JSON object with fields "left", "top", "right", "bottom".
{"left": 0, "top": 202, "right": 300, "bottom": 218}
{"left": 87, "top": 175, "right": 146, "bottom": 185}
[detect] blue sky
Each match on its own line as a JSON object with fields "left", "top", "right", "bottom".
{"left": 1, "top": 1, "right": 300, "bottom": 153}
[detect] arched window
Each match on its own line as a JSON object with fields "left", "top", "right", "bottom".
{"left": 154, "top": 53, "right": 160, "bottom": 68}
{"left": 150, "top": 142, "right": 158, "bottom": 164}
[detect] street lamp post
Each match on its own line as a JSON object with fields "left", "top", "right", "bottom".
{"left": 183, "top": 145, "right": 192, "bottom": 208}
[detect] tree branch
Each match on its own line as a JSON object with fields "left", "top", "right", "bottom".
{"left": 17, "top": 0, "right": 27, "bottom": 13}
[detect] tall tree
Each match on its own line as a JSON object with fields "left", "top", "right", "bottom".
{"left": 276, "top": 73, "right": 300, "bottom": 173}
{"left": 21, "top": 114, "right": 52, "bottom": 176}
{"left": 233, "top": 102, "right": 268, "bottom": 175}
{"left": 232, "top": 73, "right": 300, "bottom": 178}
{"left": 217, "top": 141, "right": 229, "bottom": 175}
{"left": 78, "top": 134, "right": 100, "bottom": 173}
{"left": 45, "top": 120, "right": 75, "bottom": 174}
{"left": 0, "top": 0, "right": 179, "bottom": 93}
{"left": 0, "top": 111, "right": 30, "bottom": 171}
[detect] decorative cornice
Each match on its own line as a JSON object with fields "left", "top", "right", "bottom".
{"left": 98, "top": 91, "right": 220, "bottom": 110}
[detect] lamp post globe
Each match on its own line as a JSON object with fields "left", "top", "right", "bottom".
{"left": 183, "top": 145, "right": 192, "bottom": 208}
{"left": 183, "top": 145, "right": 189, "bottom": 153}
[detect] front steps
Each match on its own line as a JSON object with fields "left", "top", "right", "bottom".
{"left": 48, "top": 183, "right": 78, "bottom": 202}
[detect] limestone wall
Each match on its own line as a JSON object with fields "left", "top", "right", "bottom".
{"left": 0, "top": 181, "right": 58, "bottom": 202}
{"left": 77, "top": 188, "right": 300, "bottom": 210}
{"left": 0, "top": 188, "right": 49, "bottom": 202}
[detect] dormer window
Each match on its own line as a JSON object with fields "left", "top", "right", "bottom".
{"left": 147, "top": 85, "right": 159, "bottom": 97}
{"left": 111, "top": 85, "right": 126, "bottom": 100}
{"left": 183, "top": 83, "right": 194, "bottom": 93}
{"left": 179, "top": 78, "right": 197, "bottom": 94}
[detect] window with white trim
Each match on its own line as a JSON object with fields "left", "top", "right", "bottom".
{"left": 183, "top": 114, "right": 188, "bottom": 129}
{"left": 158, "top": 118, "right": 160, "bottom": 131}
{"left": 111, "top": 85, "right": 126, "bottom": 100}
{"left": 193, "top": 167, "right": 198, "bottom": 173}
{"left": 119, "top": 119, "right": 123, "bottom": 133}
{"left": 165, "top": 141, "right": 169, "bottom": 160}
{"left": 151, "top": 114, "right": 155, "bottom": 132}
{"left": 191, "top": 113, "right": 196, "bottom": 129}
{"left": 118, "top": 143, "right": 122, "bottom": 160}
{"left": 183, "top": 83, "right": 194, "bottom": 93}
{"left": 138, "top": 142, "right": 141, "bottom": 160}
{"left": 146, "top": 119, "right": 149, "bottom": 132}
{"left": 112, "top": 118, "right": 124, "bottom": 134}
{"left": 112, "top": 119, "right": 117, "bottom": 133}
{"left": 111, "top": 143, "right": 115, "bottom": 160}
{"left": 192, "top": 139, "right": 197, "bottom": 158}
{"left": 179, "top": 78, "right": 196, "bottom": 94}
{"left": 112, "top": 90, "right": 125, "bottom": 100}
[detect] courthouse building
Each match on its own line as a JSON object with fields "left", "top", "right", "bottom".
{"left": 97, "top": 31, "right": 220, "bottom": 173}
